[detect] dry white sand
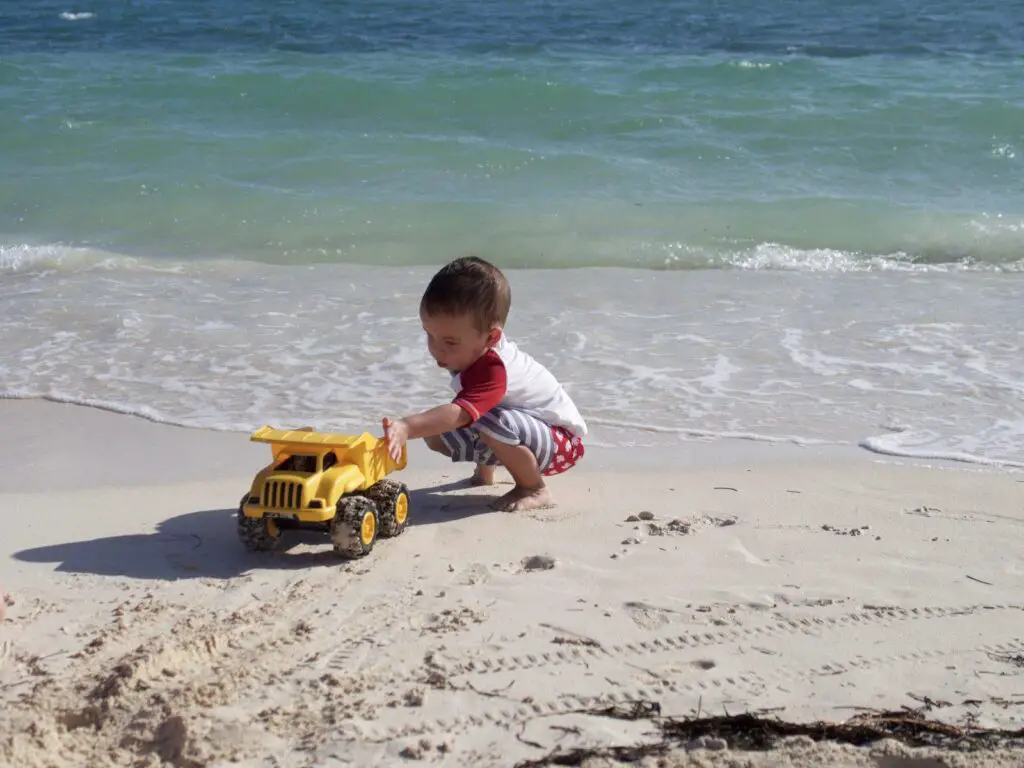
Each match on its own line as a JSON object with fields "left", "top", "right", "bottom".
{"left": 2, "top": 400, "right": 1023, "bottom": 767}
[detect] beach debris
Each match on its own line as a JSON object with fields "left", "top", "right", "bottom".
{"left": 403, "top": 687, "right": 425, "bottom": 707}
{"left": 987, "top": 651, "right": 1024, "bottom": 668}
{"left": 822, "top": 524, "right": 870, "bottom": 537}
{"left": 967, "top": 575, "right": 995, "bottom": 586}
{"left": 666, "top": 519, "right": 690, "bottom": 533}
{"left": 552, "top": 636, "right": 601, "bottom": 648}
{"left": 399, "top": 738, "right": 433, "bottom": 760}
{"left": 638, "top": 511, "right": 655, "bottom": 521}
{"left": 647, "top": 515, "right": 735, "bottom": 538}
{"left": 542, "top": 622, "right": 602, "bottom": 647}
{"left": 713, "top": 486, "right": 738, "bottom": 492}
{"left": 421, "top": 652, "right": 450, "bottom": 689}
{"left": 421, "top": 607, "right": 485, "bottom": 635}
{"left": 624, "top": 514, "right": 640, "bottom": 522}
{"left": 521, "top": 555, "right": 556, "bottom": 572}
{"left": 75, "top": 637, "right": 106, "bottom": 658}
{"left": 906, "top": 692, "right": 952, "bottom": 709}
{"left": 621, "top": 537, "right": 641, "bottom": 545}
{"left": 512, "top": 701, "right": 1024, "bottom": 767}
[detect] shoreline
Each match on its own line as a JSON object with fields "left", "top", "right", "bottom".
{"left": 6, "top": 260, "right": 1023, "bottom": 473}
{"left": 2, "top": 397, "right": 1015, "bottom": 494}
{"left": 2, "top": 399, "right": 1023, "bottom": 766}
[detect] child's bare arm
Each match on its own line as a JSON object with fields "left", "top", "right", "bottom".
{"left": 401, "top": 403, "right": 470, "bottom": 440}
{"left": 383, "top": 403, "right": 470, "bottom": 461}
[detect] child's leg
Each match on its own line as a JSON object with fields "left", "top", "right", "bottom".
{"left": 424, "top": 435, "right": 450, "bottom": 455}
{"left": 474, "top": 408, "right": 557, "bottom": 512}
{"left": 433, "top": 429, "right": 498, "bottom": 485}
{"left": 471, "top": 463, "right": 496, "bottom": 486}
{"left": 478, "top": 436, "right": 550, "bottom": 511}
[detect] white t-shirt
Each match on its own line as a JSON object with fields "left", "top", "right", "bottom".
{"left": 449, "top": 333, "right": 587, "bottom": 438}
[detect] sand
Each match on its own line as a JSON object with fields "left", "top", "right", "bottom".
{"left": 2, "top": 400, "right": 1023, "bottom": 767}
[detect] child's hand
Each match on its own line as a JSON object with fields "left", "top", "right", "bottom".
{"left": 382, "top": 417, "right": 409, "bottom": 462}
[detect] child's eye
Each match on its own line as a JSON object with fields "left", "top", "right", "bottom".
{"left": 445, "top": 341, "right": 459, "bottom": 348}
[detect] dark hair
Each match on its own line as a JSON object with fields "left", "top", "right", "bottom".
{"left": 420, "top": 256, "right": 511, "bottom": 332}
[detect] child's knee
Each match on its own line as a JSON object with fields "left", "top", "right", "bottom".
{"left": 425, "top": 434, "right": 451, "bottom": 455}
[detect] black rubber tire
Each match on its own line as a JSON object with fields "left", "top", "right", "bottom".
{"left": 331, "top": 495, "right": 378, "bottom": 558}
{"left": 366, "top": 479, "right": 410, "bottom": 538}
{"left": 237, "top": 496, "right": 281, "bottom": 552}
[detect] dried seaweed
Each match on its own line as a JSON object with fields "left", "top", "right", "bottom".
{"left": 513, "top": 700, "right": 1024, "bottom": 767}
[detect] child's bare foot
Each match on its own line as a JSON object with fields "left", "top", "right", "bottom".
{"left": 491, "top": 485, "right": 553, "bottom": 512}
{"left": 472, "top": 464, "right": 496, "bottom": 486}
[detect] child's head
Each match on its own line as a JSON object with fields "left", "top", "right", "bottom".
{"left": 419, "top": 256, "right": 511, "bottom": 372}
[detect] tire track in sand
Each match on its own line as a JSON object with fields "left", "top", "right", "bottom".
{"left": 444, "top": 603, "right": 1022, "bottom": 677}
{"left": 341, "top": 635, "right": 1024, "bottom": 744}
{"left": 290, "top": 603, "right": 1023, "bottom": 715}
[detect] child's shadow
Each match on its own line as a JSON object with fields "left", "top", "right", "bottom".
{"left": 12, "top": 479, "right": 500, "bottom": 582}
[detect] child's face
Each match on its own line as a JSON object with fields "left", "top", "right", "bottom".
{"left": 420, "top": 310, "right": 500, "bottom": 373}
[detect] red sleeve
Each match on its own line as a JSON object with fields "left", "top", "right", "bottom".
{"left": 453, "top": 351, "right": 507, "bottom": 423}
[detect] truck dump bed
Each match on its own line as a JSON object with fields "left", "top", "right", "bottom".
{"left": 250, "top": 425, "right": 407, "bottom": 480}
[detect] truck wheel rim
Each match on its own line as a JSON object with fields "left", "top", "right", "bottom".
{"left": 395, "top": 493, "right": 408, "bottom": 525}
{"left": 360, "top": 511, "right": 376, "bottom": 545}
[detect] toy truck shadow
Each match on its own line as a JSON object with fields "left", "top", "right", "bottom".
{"left": 238, "top": 426, "right": 410, "bottom": 559}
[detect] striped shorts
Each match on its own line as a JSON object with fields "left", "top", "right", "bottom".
{"left": 439, "top": 406, "right": 584, "bottom": 476}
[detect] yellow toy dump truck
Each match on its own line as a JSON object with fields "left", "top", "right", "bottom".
{"left": 237, "top": 426, "right": 409, "bottom": 559}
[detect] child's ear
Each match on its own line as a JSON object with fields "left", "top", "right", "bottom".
{"left": 486, "top": 326, "right": 502, "bottom": 347}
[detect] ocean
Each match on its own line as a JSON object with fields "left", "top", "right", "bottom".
{"left": 2, "top": 0, "right": 1023, "bottom": 467}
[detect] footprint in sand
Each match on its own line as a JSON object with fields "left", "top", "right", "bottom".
{"left": 623, "top": 601, "right": 677, "bottom": 629}
{"left": 523, "top": 506, "right": 583, "bottom": 523}
{"left": 457, "top": 563, "right": 491, "bottom": 585}
{"left": 636, "top": 513, "right": 738, "bottom": 537}
{"left": 903, "top": 505, "right": 997, "bottom": 524}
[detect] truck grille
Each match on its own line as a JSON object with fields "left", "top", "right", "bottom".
{"left": 263, "top": 480, "right": 304, "bottom": 510}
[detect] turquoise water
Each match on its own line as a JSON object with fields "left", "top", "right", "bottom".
{"left": 2, "top": 1, "right": 1023, "bottom": 468}
{"left": 3, "top": 0, "right": 1024, "bottom": 270}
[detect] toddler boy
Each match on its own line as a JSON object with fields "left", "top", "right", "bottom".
{"left": 382, "top": 256, "right": 586, "bottom": 511}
